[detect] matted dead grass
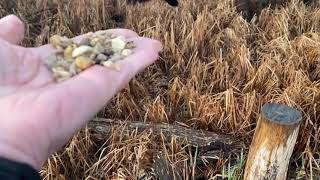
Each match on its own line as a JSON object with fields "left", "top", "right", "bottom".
{"left": 1, "top": 0, "right": 320, "bottom": 179}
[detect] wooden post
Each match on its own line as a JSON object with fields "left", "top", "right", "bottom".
{"left": 243, "top": 103, "right": 303, "bottom": 180}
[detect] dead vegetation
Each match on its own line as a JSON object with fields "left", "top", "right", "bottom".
{"left": 0, "top": 0, "right": 320, "bottom": 179}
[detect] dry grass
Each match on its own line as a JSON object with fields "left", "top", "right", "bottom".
{"left": 1, "top": 0, "right": 320, "bottom": 179}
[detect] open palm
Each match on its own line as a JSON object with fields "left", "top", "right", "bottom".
{"left": 0, "top": 15, "right": 162, "bottom": 170}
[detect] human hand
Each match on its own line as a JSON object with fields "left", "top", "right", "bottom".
{"left": 0, "top": 15, "right": 162, "bottom": 170}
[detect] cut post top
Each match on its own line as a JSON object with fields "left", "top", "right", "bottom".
{"left": 262, "top": 103, "right": 302, "bottom": 126}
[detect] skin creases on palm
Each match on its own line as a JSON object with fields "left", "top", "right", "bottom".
{"left": 0, "top": 39, "right": 54, "bottom": 96}
{"left": 0, "top": 37, "right": 90, "bottom": 94}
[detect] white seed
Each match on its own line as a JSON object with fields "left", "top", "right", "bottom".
{"left": 90, "top": 38, "right": 100, "bottom": 46}
{"left": 56, "top": 60, "right": 72, "bottom": 69}
{"left": 102, "top": 61, "right": 113, "bottom": 68}
{"left": 94, "top": 43, "right": 105, "bottom": 53}
{"left": 111, "top": 36, "right": 126, "bottom": 52}
{"left": 102, "top": 61, "right": 121, "bottom": 71}
{"left": 52, "top": 67, "right": 71, "bottom": 78}
{"left": 121, "top": 49, "right": 132, "bottom": 57}
{"left": 72, "top": 45, "right": 95, "bottom": 58}
{"left": 96, "top": 53, "right": 107, "bottom": 61}
{"left": 90, "top": 54, "right": 97, "bottom": 60}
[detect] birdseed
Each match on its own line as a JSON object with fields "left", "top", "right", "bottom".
{"left": 44, "top": 31, "right": 136, "bottom": 82}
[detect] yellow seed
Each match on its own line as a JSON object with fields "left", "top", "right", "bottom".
{"left": 75, "top": 56, "right": 94, "bottom": 70}
{"left": 64, "top": 46, "right": 74, "bottom": 61}
{"left": 49, "top": 35, "right": 62, "bottom": 47}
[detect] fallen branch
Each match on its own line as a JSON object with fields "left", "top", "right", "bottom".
{"left": 88, "top": 118, "right": 247, "bottom": 179}
{"left": 88, "top": 118, "right": 245, "bottom": 158}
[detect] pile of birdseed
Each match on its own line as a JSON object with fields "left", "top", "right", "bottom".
{"left": 44, "top": 31, "right": 136, "bottom": 82}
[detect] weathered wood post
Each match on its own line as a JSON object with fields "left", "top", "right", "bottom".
{"left": 243, "top": 103, "right": 303, "bottom": 180}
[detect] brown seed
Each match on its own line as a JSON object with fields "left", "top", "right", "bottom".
{"left": 104, "top": 41, "right": 113, "bottom": 55}
{"left": 125, "top": 41, "right": 136, "bottom": 49}
{"left": 75, "top": 56, "right": 94, "bottom": 70}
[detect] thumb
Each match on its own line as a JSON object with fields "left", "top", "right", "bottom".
{"left": 0, "top": 15, "right": 25, "bottom": 45}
